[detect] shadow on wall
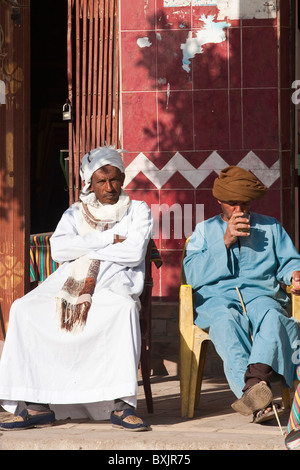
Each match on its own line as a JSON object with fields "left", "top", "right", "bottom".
{"left": 127, "top": 7, "right": 245, "bottom": 302}
{"left": 123, "top": 3, "right": 279, "bottom": 374}
{"left": 138, "top": 9, "right": 235, "bottom": 152}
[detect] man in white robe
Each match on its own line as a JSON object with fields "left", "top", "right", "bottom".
{"left": 0, "top": 146, "right": 153, "bottom": 431}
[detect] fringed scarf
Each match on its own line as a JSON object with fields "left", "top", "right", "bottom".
{"left": 56, "top": 190, "right": 131, "bottom": 333}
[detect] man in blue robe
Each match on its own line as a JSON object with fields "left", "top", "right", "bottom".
{"left": 183, "top": 166, "right": 300, "bottom": 423}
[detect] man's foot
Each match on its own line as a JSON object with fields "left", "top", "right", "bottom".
{"left": 253, "top": 403, "right": 284, "bottom": 424}
{"left": 0, "top": 408, "right": 55, "bottom": 431}
{"left": 110, "top": 408, "right": 150, "bottom": 432}
{"left": 231, "top": 381, "right": 273, "bottom": 416}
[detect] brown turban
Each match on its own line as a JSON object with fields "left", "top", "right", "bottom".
{"left": 212, "top": 166, "right": 267, "bottom": 203}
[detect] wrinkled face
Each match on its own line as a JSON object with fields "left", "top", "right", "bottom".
{"left": 91, "top": 164, "right": 125, "bottom": 205}
{"left": 218, "top": 200, "right": 252, "bottom": 221}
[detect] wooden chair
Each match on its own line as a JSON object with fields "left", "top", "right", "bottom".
{"left": 139, "top": 239, "right": 162, "bottom": 413}
{"left": 29, "top": 234, "right": 161, "bottom": 414}
{"left": 179, "top": 237, "right": 300, "bottom": 418}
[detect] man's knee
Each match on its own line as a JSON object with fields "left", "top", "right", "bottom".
{"left": 210, "top": 308, "right": 248, "bottom": 334}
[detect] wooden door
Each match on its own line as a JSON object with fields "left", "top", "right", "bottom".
{"left": 0, "top": 1, "right": 30, "bottom": 337}
{"left": 66, "top": 0, "right": 120, "bottom": 204}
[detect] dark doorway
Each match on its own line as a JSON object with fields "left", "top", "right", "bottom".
{"left": 30, "top": 0, "right": 69, "bottom": 234}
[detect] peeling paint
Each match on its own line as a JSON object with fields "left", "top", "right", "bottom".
{"left": 166, "top": 83, "right": 170, "bottom": 109}
{"left": 158, "top": 78, "right": 167, "bottom": 86}
{"left": 163, "top": 0, "right": 277, "bottom": 20}
{"left": 137, "top": 37, "right": 152, "bottom": 48}
{"left": 144, "top": 0, "right": 149, "bottom": 16}
{"left": 164, "top": 0, "right": 190, "bottom": 6}
{"left": 181, "top": 14, "right": 230, "bottom": 72}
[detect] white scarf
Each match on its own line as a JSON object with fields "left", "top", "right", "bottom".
{"left": 56, "top": 191, "right": 131, "bottom": 333}
{"left": 79, "top": 190, "right": 131, "bottom": 235}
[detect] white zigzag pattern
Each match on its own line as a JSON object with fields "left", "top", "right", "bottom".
{"left": 123, "top": 151, "right": 280, "bottom": 189}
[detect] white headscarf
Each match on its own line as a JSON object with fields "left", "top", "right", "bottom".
{"left": 80, "top": 145, "right": 125, "bottom": 195}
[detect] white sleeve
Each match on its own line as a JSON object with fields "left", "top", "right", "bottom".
{"left": 88, "top": 201, "right": 153, "bottom": 267}
{"left": 50, "top": 204, "right": 114, "bottom": 263}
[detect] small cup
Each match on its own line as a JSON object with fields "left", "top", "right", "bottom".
{"left": 238, "top": 211, "right": 250, "bottom": 233}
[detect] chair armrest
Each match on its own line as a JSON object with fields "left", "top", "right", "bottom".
{"left": 287, "top": 285, "right": 300, "bottom": 323}
{"left": 179, "top": 284, "right": 193, "bottom": 323}
{"left": 292, "top": 292, "right": 300, "bottom": 323}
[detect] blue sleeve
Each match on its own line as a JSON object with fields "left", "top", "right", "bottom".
{"left": 183, "top": 221, "right": 233, "bottom": 290}
{"left": 274, "top": 222, "right": 300, "bottom": 285}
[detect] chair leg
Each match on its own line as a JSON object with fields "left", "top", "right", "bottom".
{"left": 281, "top": 382, "right": 292, "bottom": 409}
{"left": 140, "top": 343, "right": 153, "bottom": 414}
{"left": 180, "top": 337, "right": 193, "bottom": 418}
{"left": 280, "top": 378, "right": 300, "bottom": 410}
{"left": 179, "top": 285, "right": 194, "bottom": 418}
{"left": 187, "top": 334, "right": 208, "bottom": 418}
{"left": 194, "top": 339, "right": 209, "bottom": 409}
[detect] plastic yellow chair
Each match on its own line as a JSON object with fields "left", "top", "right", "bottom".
{"left": 179, "top": 238, "right": 300, "bottom": 418}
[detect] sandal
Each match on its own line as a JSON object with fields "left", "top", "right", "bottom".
{"left": 231, "top": 382, "right": 273, "bottom": 416}
{"left": 110, "top": 408, "right": 150, "bottom": 432}
{"left": 0, "top": 409, "right": 55, "bottom": 431}
{"left": 253, "top": 403, "right": 284, "bottom": 424}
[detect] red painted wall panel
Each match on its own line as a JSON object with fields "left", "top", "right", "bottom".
{"left": 120, "top": 0, "right": 293, "bottom": 301}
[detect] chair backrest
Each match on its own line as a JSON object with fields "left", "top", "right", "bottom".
{"left": 180, "top": 237, "right": 190, "bottom": 285}
{"left": 30, "top": 233, "right": 59, "bottom": 284}
{"left": 292, "top": 294, "right": 300, "bottom": 322}
{"left": 181, "top": 236, "right": 300, "bottom": 324}
{"left": 139, "top": 239, "right": 162, "bottom": 349}
{"left": 139, "top": 238, "right": 162, "bottom": 414}
{"left": 139, "top": 239, "right": 154, "bottom": 338}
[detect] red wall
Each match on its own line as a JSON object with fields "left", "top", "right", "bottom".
{"left": 119, "top": 0, "right": 293, "bottom": 301}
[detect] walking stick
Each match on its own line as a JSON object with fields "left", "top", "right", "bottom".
{"left": 236, "top": 287, "right": 284, "bottom": 435}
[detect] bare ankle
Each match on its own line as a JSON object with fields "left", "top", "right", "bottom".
{"left": 27, "top": 409, "right": 49, "bottom": 416}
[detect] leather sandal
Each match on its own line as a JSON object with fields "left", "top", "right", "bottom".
{"left": 253, "top": 403, "right": 283, "bottom": 424}
{"left": 110, "top": 408, "right": 150, "bottom": 432}
{"left": 231, "top": 382, "right": 273, "bottom": 416}
{"left": 0, "top": 409, "right": 55, "bottom": 431}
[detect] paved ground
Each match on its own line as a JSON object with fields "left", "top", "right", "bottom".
{"left": 0, "top": 374, "right": 292, "bottom": 452}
